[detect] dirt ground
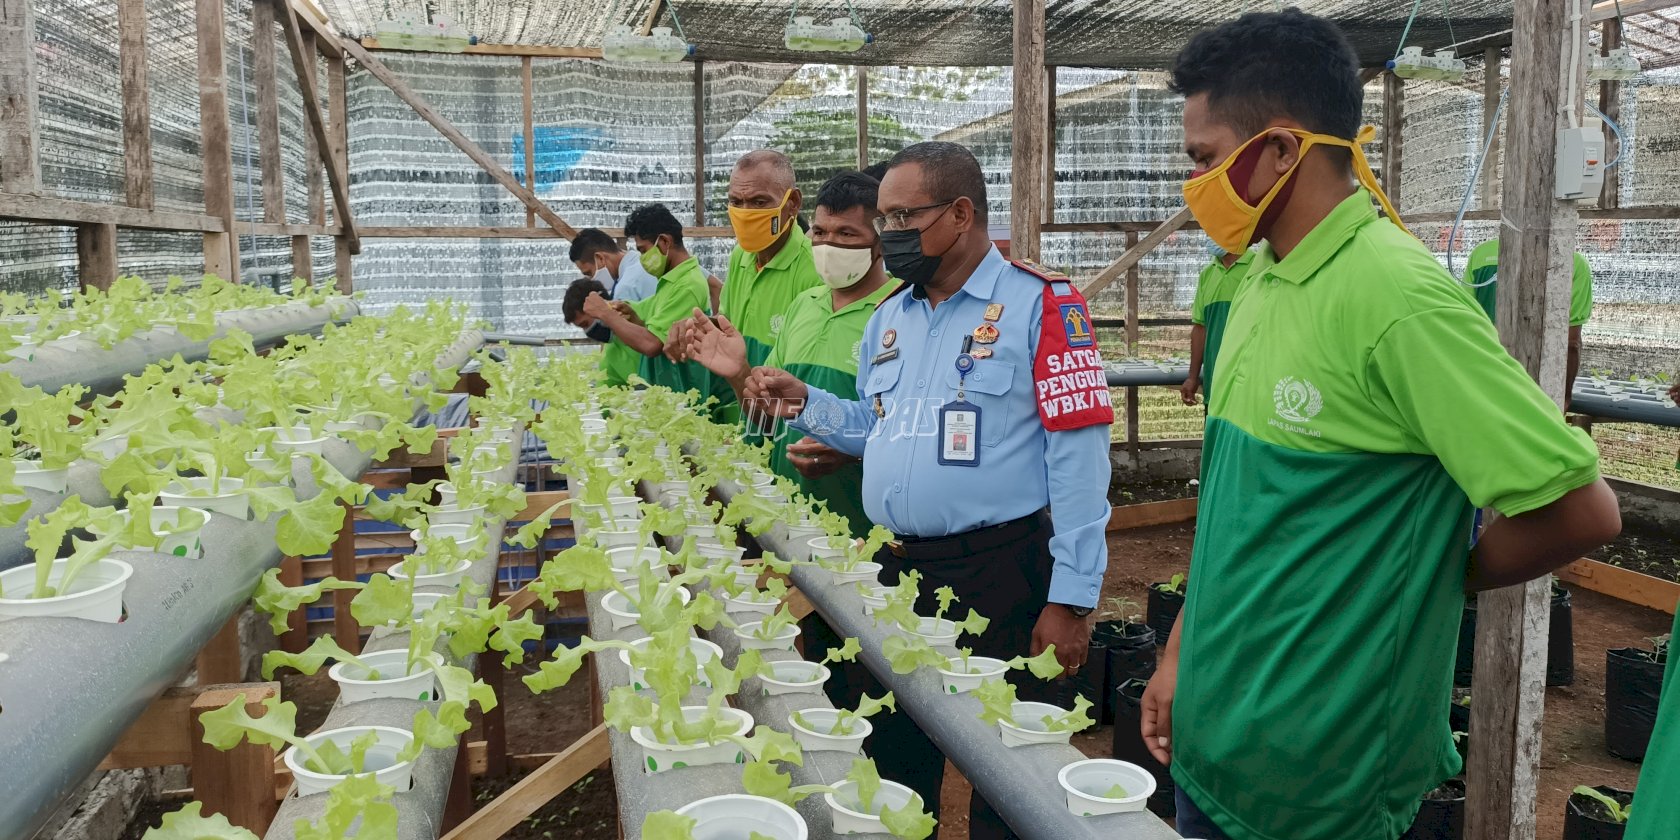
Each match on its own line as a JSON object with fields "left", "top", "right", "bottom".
{"left": 122, "top": 513, "right": 1674, "bottom": 840}
{"left": 1593, "top": 511, "right": 1680, "bottom": 583}
{"left": 1107, "top": 476, "right": 1199, "bottom": 507}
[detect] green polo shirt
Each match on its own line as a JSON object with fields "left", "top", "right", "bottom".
{"left": 713, "top": 225, "right": 823, "bottom": 422}
{"left": 1191, "top": 250, "right": 1255, "bottom": 391}
{"left": 1463, "top": 239, "right": 1593, "bottom": 326}
{"left": 598, "top": 335, "right": 641, "bottom": 388}
{"left": 633, "top": 256, "right": 711, "bottom": 394}
{"left": 1626, "top": 604, "right": 1679, "bottom": 840}
{"left": 1180, "top": 190, "right": 1601, "bottom": 840}
{"left": 763, "top": 279, "right": 898, "bottom": 538}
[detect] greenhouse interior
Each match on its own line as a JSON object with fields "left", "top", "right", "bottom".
{"left": 1, "top": 0, "right": 1679, "bottom": 838}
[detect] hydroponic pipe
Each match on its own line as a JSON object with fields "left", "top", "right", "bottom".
{"left": 261, "top": 457, "right": 520, "bottom": 840}
{"left": 480, "top": 332, "right": 548, "bottom": 346}
{"left": 1104, "top": 362, "right": 1189, "bottom": 388}
{"left": 714, "top": 480, "right": 1182, "bottom": 840}
{"left": 0, "top": 299, "right": 359, "bottom": 398}
{"left": 1569, "top": 378, "right": 1680, "bottom": 428}
{"left": 0, "top": 332, "right": 482, "bottom": 840}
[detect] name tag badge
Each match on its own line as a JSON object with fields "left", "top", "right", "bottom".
{"left": 871, "top": 348, "right": 900, "bottom": 365}
{"left": 938, "top": 399, "right": 982, "bottom": 467}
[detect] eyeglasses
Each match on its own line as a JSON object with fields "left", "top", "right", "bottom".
{"left": 873, "top": 200, "right": 956, "bottom": 233}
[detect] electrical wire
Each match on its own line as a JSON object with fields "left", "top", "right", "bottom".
{"left": 1443, "top": 0, "right": 1456, "bottom": 48}
{"left": 1394, "top": 0, "right": 1425, "bottom": 58}
{"left": 1449, "top": 86, "right": 1510, "bottom": 282}
{"left": 1566, "top": 1, "right": 1584, "bottom": 126}
{"left": 668, "top": 0, "right": 687, "bottom": 41}
{"left": 1586, "top": 100, "right": 1627, "bottom": 170}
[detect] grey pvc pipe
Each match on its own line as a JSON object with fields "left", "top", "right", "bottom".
{"left": 0, "top": 300, "right": 360, "bottom": 398}
{"left": 0, "top": 333, "right": 481, "bottom": 840}
{"left": 480, "top": 333, "right": 548, "bottom": 347}
{"left": 711, "top": 479, "right": 1181, "bottom": 840}
{"left": 262, "top": 457, "right": 520, "bottom": 840}
{"left": 1104, "top": 363, "right": 1189, "bottom": 388}
{"left": 1569, "top": 378, "right": 1680, "bottom": 427}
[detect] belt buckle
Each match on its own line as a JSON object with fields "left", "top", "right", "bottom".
{"left": 888, "top": 540, "right": 906, "bottom": 558}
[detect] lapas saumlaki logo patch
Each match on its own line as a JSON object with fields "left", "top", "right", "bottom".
{"left": 1059, "top": 302, "right": 1093, "bottom": 348}
{"left": 1273, "top": 376, "right": 1324, "bottom": 423}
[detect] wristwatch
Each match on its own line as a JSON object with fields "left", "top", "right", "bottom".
{"left": 1057, "top": 603, "right": 1095, "bottom": 618}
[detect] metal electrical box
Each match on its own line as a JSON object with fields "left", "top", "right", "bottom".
{"left": 1555, "top": 125, "right": 1606, "bottom": 201}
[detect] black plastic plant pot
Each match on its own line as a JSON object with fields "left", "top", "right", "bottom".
{"left": 1454, "top": 598, "right": 1478, "bottom": 687}
{"left": 1563, "top": 786, "right": 1631, "bottom": 840}
{"left": 1548, "top": 583, "right": 1575, "bottom": 687}
{"left": 1111, "top": 678, "right": 1176, "bottom": 818}
{"left": 1056, "top": 640, "right": 1108, "bottom": 718}
{"left": 1103, "top": 622, "right": 1158, "bottom": 721}
{"left": 1146, "top": 584, "right": 1184, "bottom": 644}
{"left": 1408, "top": 778, "right": 1465, "bottom": 840}
{"left": 1448, "top": 689, "right": 1471, "bottom": 735}
{"left": 1605, "top": 647, "right": 1666, "bottom": 760}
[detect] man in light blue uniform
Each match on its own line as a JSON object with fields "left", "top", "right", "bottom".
{"left": 745, "top": 142, "right": 1113, "bottom": 840}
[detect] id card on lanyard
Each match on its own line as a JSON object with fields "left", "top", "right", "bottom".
{"left": 939, "top": 343, "right": 982, "bottom": 467}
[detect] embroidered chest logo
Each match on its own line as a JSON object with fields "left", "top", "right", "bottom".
{"left": 1059, "top": 303, "right": 1094, "bottom": 348}
{"left": 1272, "top": 376, "right": 1324, "bottom": 423}
{"left": 851, "top": 340, "right": 862, "bottom": 364}
{"left": 769, "top": 313, "right": 784, "bottom": 337}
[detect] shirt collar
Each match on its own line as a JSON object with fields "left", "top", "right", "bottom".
{"left": 761, "top": 224, "right": 811, "bottom": 273}
{"left": 902, "top": 246, "right": 1006, "bottom": 309}
{"left": 1259, "top": 189, "right": 1379, "bottom": 285}
{"left": 834, "top": 278, "right": 901, "bottom": 316}
{"left": 660, "top": 256, "right": 700, "bottom": 285}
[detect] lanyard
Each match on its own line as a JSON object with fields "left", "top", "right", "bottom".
{"left": 955, "top": 336, "right": 975, "bottom": 401}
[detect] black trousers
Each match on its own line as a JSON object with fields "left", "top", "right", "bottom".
{"left": 802, "top": 510, "right": 1056, "bottom": 840}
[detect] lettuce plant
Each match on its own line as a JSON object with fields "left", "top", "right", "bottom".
{"left": 973, "top": 679, "right": 1095, "bottom": 734}
{"left": 791, "top": 691, "right": 896, "bottom": 737}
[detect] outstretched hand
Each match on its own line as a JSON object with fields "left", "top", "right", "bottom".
{"left": 687, "top": 309, "right": 749, "bottom": 385}
{"left": 742, "top": 367, "right": 810, "bottom": 420}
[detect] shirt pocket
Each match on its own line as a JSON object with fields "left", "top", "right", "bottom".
{"left": 944, "top": 360, "right": 1016, "bottom": 447}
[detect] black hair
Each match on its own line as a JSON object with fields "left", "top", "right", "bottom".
{"left": 1170, "top": 9, "right": 1362, "bottom": 164}
{"left": 816, "top": 171, "right": 881, "bottom": 219}
{"left": 562, "top": 277, "right": 607, "bottom": 323}
{"left": 885, "top": 142, "right": 987, "bottom": 215}
{"left": 862, "top": 161, "right": 890, "bottom": 182}
{"left": 568, "top": 228, "right": 619, "bottom": 263}
{"left": 624, "top": 203, "right": 684, "bottom": 248}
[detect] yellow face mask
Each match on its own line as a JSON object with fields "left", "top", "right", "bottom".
{"left": 728, "top": 189, "right": 794, "bottom": 253}
{"left": 1182, "top": 125, "right": 1405, "bottom": 254}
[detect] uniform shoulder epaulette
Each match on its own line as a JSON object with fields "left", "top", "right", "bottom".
{"left": 882, "top": 280, "right": 913, "bottom": 300}
{"left": 1011, "top": 258, "right": 1070, "bottom": 283}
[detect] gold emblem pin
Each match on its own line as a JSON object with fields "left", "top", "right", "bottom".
{"left": 972, "top": 323, "right": 1000, "bottom": 344}
{"left": 882, "top": 329, "right": 897, "bottom": 349}
{"left": 873, "top": 395, "right": 885, "bottom": 417}
{"left": 983, "top": 303, "right": 1004, "bottom": 322}
{"left": 970, "top": 347, "right": 993, "bottom": 359}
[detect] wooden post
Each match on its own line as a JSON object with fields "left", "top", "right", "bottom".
{"left": 482, "top": 575, "right": 508, "bottom": 776}
{"left": 855, "top": 67, "right": 868, "bottom": 170}
{"left": 197, "top": 0, "right": 240, "bottom": 279}
{"left": 0, "top": 0, "right": 39, "bottom": 194}
{"left": 197, "top": 612, "right": 246, "bottom": 684}
{"left": 118, "top": 0, "right": 153, "bottom": 209}
{"left": 1598, "top": 18, "right": 1622, "bottom": 209}
{"left": 442, "top": 739, "right": 474, "bottom": 828}
{"left": 1124, "top": 229, "right": 1140, "bottom": 463}
{"left": 76, "top": 223, "right": 118, "bottom": 291}
{"left": 522, "top": 57, "right": 535, "bottom": 228}
{"left": 341, "top": 38, "right": 578, "bottom": 239}
{"left": 1465, "top": 0, "right": 1588, "bottom": 837}
{"left": 1045, "top": 65, "right": 1057, "bottom": 226}
{"left": 1381, "top": 72, "right": 1404, "bottom": 211}
{"left": 328, "top": 54, "right": 352, "bottom": 292}
{"left": 191, "top": 685, "right": 280, "bottom": 834}
{"left": 1482, "top": 49, "right": 1503, "bottom": 211}
{"left": 693, "top": 60, "right": 706, "bottom": 227}
{"left": 275, "top": 0, "right": 359, "bottom": 253}
{"left": 302, "top": 30, "right": 323, "bottom": 226}
{"left": 278, "top": 555, "right": 308, "bottom": 652}
{"left": 253, "top": 0, "right": 285, "bottom": 225}
{"left": 330, "top": 500, "right": 360, "bottom": 652}
{"left": 1010, "top": 0, "right": 1046, "bottom": 261}
{"left": 437, "top": 726, "right": 611, "bottom": 840}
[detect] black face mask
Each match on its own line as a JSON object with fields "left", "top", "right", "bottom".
{"left": 881, "top": 228, "right": 941, "bottom": 287}
{"left": 585, "top": 321, "right": 614, "bottom": 343}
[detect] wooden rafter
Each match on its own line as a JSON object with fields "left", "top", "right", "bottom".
{"left": 118, "top": 0, "right": 152, "bottom": 209}
{"left": 275, "top": 0, "right": 360, "bottom": 254}
{"left": 360, "top": 38, "right": 603, "bottom": 59}
{"left": 1078, "top": 207, "right": 1194, "bottom": 298}
{"left": 638, "top": 0, "right": 667, "bottom": 36}
{"left": 342, "top": 38, "right": 580, "bottom": 240}
{"left": 437, "top": 725, "right": 610, "bottom": 840}
{"left": 0, "top": 0, "right": 40, "bottom": 193}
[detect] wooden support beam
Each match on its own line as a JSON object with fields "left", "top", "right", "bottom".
{"left": 360, "top": 38, "right": 604, "bottom": 59}
{"left": 192, "top": 685, "right": 281, "bottom": 834}
{"left": 197, "top": 612, "right": 246, "bottom": 684}
{"left": 77, "top": 223, "right": 118, "bottom": 291}
{"left": 300, "top": 30, "right": 324, "bottom": 227}
{"left": 856, "top": 67, "right": 869, "bottom": 170}
{"left": 99, "top": 687, "right": 203, "bottom": 770}
{"left": 197, "top": 0, "right": 240, "bottom": 280}
{"left": 1079, "top": 207, "right": 1194, "bottom": 297}
{"left": 1598, "top": 18, "right": 1623, "bottom": 209}
{"left": 289, "top": 0, "right": 341, "bottom": 57}
{"left": 253, "top": 0, "right": 285, "bottom": 225}
{"left": 1045, "top": 65, "right": 1057, "bottom": 226}
{"left": 1107, "top": 497, "right": 1198, "bottom": 532}
{"left": 290, "top": 236, "right": 312, "bottom": 282}
{"left": 359, "top": 224, "right": 735, "bottom": 239}
{"left": 1382, "top": 72, "right": 1404, "bottom": 211}
{"left": 0, "top": 0, "right": 39, "bottom": 194}
{"left": 330, "top": 499, "right": 360, "bottom": 652}
{"left": 438, "top": 725, "right": 610, "bottom": 840}
{"left": 328, "top": 55, "right": 352, "bottom": 292}
{"left": 118, "top": 0, "right": 153, "bottom": 209}
{"left": 1465, "top": 0, "right": 1589, "bottom": 838}
{"left": 693, "top": 60, "right": 706, "bottom": 227}
{"left": 1010, "top": 0, "right": 1046, "bottom": 261}
{"left": 1124, "top": 229, "right": 1140, "bottom": 464}
{"left": 275, "top": 0, "right": 359, "bottom": 255}
{"left": 481, "top": 577, "right": 508, "bottom": 777}
{"left": 1482, "top": 49, "right": 1503, "bottom": 211}
{"left": 522, "top": 57, "right": 535, "bottom": 228}
{"left": 342, "top": 38, "right": 578, "bottom": 240}
{"left": 785, "top": 587, "right": 815, "bottom": 621}
{"left": 638, "top": 0, "right": 667, "bottom": 36}
{"left": 278, "top": 555, "right": 309, "bottom": 651}
{"left": 0, "top": 193, "right": 222, "bottom": 230}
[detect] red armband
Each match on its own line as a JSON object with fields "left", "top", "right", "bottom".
{"left": 1016, "top": 260, "right": 1115, "bottom": 432}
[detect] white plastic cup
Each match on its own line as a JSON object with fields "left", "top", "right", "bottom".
{"left": 759, "top": 661, "right": 829, "bottom": 696}
{"left": 733, "top": 619, "right": 800, "bottom": 652}
{"left": 629, "top": 706, "right": 753, "bottom": 773}
{"left": 606, "top": 546, "right": 668, "bottom": 583}
{"left": 676, "top": 794, "right": 808, "bottom": 840}
{"left": 787, "top": 708, "right": 870, "bottom": 754}
{"left": 284, "top": 726, "right": 416, "bottom": 796}
{"left": 827, "top": 560, "right": 882, "bottom": 586}
{"left": 601, "top": 586, "right": 692, "bottom": 633}
{"left": 389, "top": 557, "right": 473, "bottom": 592}
{"left": 1057, "top": 759, "right": 1157, "bottom": 816}
{"left": 937, "top": 656, "right": 1009, "bottom": 695}
{"left": 160, "top": 476, "right": 248, "bottom": 520}
{"left": 267, "top": 426, "right": 329, "bottom": 456}
{"left": 13, "top": 461, "right": 70, "bottom": 494}
{"left": 997, "top": 701, "right": 1076, "bottom": 748}
{"left": 910, "top": 617, "right": 960, "bottom": 649}
{"left": 824, "top": 779, "right": 922, "bottom": 835}
{"left": 617, "top": 636, "right": 722, "bottom": 691}
{"left": 144, "top": 506, "right": 210, "bottom": 558}
{"left": 329, "top": 650, "right": 443, "bottom": 704}
{"left": 0, "top": 558, "right": 132, "bottom": 622}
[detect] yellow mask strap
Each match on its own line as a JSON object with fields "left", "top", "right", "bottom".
{"left": 1311, "top": 125, "right": 1408, "bottom": 235}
